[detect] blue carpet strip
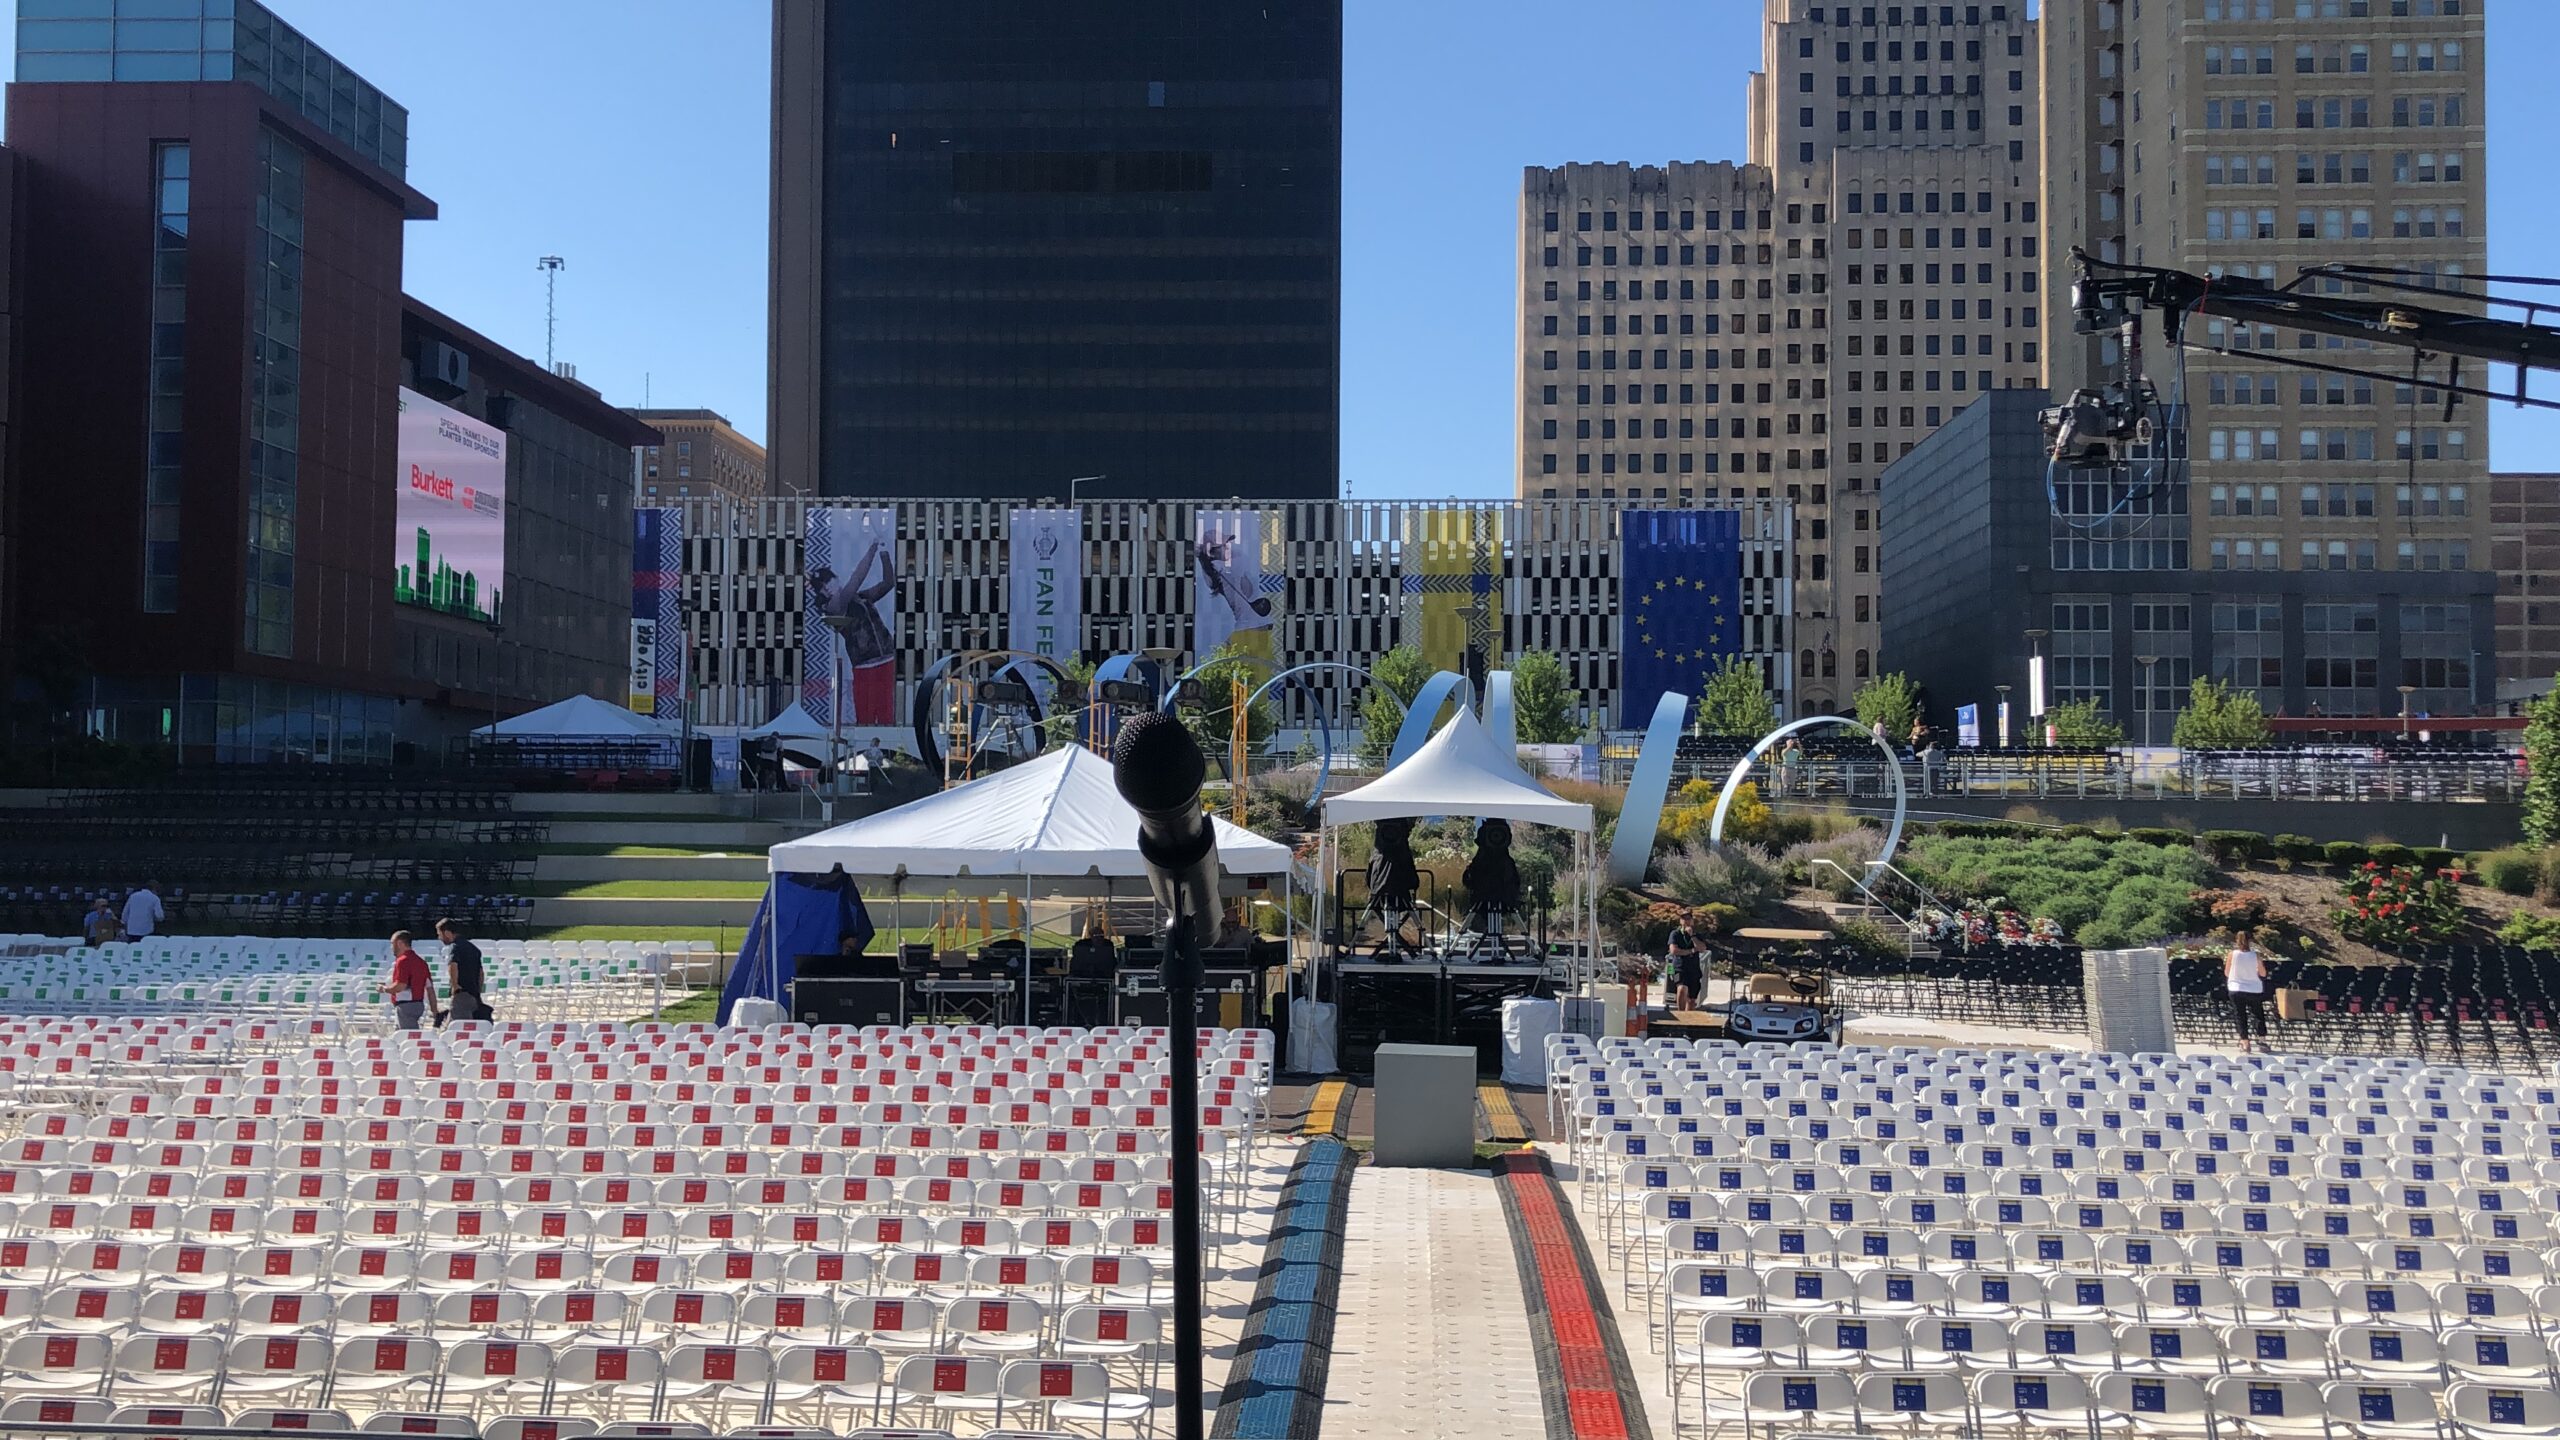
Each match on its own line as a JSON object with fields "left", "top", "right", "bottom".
{"left": 1213, "top": 1137, "right": 1357, "bottom": 1439}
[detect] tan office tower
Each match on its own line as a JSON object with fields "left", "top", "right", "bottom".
{"left": 2044, "top": 0, "right": 2493, "bottom": 715}
{"left": 1520, "top": 0, "right": 2044, "bottom": 715}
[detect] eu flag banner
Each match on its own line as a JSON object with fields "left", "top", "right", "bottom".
{"left": 1620, "top": 509, "right": 1742, "bottom": 726}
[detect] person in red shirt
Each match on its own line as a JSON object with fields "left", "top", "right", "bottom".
{"left": 379, "top": 931, "right": 432, "bottom": 1031}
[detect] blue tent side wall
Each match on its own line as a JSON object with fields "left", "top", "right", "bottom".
{"left": 717, "top": 873, "right": 874, "bottom": 1023}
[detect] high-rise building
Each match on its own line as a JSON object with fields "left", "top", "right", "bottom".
{"left": 1518, "top": 0, "right": 2045, "bottom": 714}
{"left": 630, "top": 409, "right": 774, "bottom": 504}
{"left": 769, "top": 0, "right": 1342, "bottom": 502}
{"left": 2491, "top": 473, "right": 2559, "bottom": 704}
{"left": 2042, "top": 0, "right": 2492, "bottom": 717}
{"left": 4, "top": 0, "right": 655, "bottom": 761}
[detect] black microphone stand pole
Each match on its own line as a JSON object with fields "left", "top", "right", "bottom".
{"left": 1163, "top": 895, "right": 1207, "bottom": 1440}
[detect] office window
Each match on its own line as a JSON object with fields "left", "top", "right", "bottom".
{"left": 142, "top": 141, "right": 190, "bottom": 614}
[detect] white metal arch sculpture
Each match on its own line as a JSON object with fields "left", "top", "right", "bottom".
{"left": 1707, "top": 714, "right": 1910, "bottom": 867}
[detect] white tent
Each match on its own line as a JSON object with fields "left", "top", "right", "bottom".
{"left": 769, "top": 745, "right": 1294, "bottom": 881}
{"left": 1323, "top": 706, "right": 1594, "bottom": 831}
{"left": 743, "top": 702, "right": 832, "bottom": 742}
{"left": 472, "top": 693, "right": 671, "bottom": 737}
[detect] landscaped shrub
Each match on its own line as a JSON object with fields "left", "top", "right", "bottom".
{"left": 2365, "top": 842, "right": 2418, "bottom": 869}
{"left": 1831, "top": 916, "right": 1906, "bottom": 960}
{"left": 2413, "top": 847, "right": 2459, "bottom": 874}
{"left": 1693, "top": 903, "right": 1742, "bottom": 934}
{"left": 2498, "top": 910, "right": 2560, "bottom": 953}
{"left": 2335, "top": 863, "right": 2466, "bottom": 945}
{"left": 2271, "top": 834, "right": 2323, "bottom": 867}
{"left": 1609, "top": 899, "right": 1693, "bottom": 957}
{"left": 1901, "top": 832, "right": 2216, "bottom": 950}
{"left": 2191, "top": 889, "right": 2273, "bottom": 933}
{"left": 2126, "top": 828, "right": 2192, "bottom": 849}
{"left": 1782, "top": 831, "right": 1884, "bottom": 898}
{"left": 2323, "top": 840, "right": 2371, "bottom": 868}
{"left": 2200, "top": 830, "right": 2270, "bottom": 864}
{"left": 2056, "top": 824, "right": 2100, "bottom": 842}
{"left": 2540, "top": 848, "right": 2560, "bottom": 898}
{"left": 1660, "top": 839, "right": 1785, "bottom": 913}
{"left": 2479, "top": 849, "right": 2541, "bottom": 897}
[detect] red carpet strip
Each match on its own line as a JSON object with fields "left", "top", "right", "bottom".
{"left": 1493, "top": 1150, "right": 1655, "bottom": 1440}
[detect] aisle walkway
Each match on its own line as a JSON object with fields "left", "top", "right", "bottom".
{"left": 1325, "top": 1166, "right": 1549, "bottom": 1439}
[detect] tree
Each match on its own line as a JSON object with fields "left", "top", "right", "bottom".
{"left": 1853, "top": 672, "right": 1924, "bottom": 741}
{"left": 2045, "top": 697, "right": 2126, "bottom": 746}
{"left": 2169, "top": 676, "right": 2273, "bottom": 750}
{"left": 1187, "top": 640, "right": 1276, "bottom": 754}
{"left": 1358, "top": 643, "right": 1432, "bottom": 767}
{"left": 2525, "top": 683, "right": 2560, "bottom": 845}
{"left": 1508, "top": 649, "right": 1581, "bottom": 744}
{"left": 1697, "top": 654, "right": 1779, "bottom": 738}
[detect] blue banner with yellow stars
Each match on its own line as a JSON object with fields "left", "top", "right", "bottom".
{"left": 1620, "top": 508, "right": 1742, "bottom": 726}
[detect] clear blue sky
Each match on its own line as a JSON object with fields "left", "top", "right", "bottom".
{"left": 4, "top": 1, "right": 2552, "bottom": 487}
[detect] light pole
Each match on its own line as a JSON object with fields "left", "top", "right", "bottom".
{"left": 2399, "top": 683, "right": 2418, "bottom": 741}
{"left": 2136, "top": 655, "right": 2160, "bottom": 747}
{"left": 1066, "top": 474, "right": 1108, "bottom": 506}
{"left": 1994, "top": 684, "right": 2012, "bottom": 748}
{"left": 2024, "top": 628, "right": 2051, "bottom": 746}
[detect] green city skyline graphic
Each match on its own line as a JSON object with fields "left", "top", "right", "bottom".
{"left": 395, "top": 524, "right": 500, "bottom": 623}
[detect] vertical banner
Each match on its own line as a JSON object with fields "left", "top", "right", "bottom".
{"left": 629, "top": 507, "right": 682, "bottom": 716}
{"left": 1402, "top": 507, "right": 1504, "bottom": 678}
{"left": 1007, "top": 508, "right": 1081, "bottom": 698}
{"left": 803, "top": 506, "right": 899, "bottom": 726}
{"left": 1956, "top": 703, "right": 1982, "bottom": 748}
{"left": 1617, "top": 508, "right": 1742, "bottom": 727}
{"left": 708, "top": 736, "right": 742, "bottom": 793}
{"left": 1193, "top": 508, "right": 1278, "bottom": 662}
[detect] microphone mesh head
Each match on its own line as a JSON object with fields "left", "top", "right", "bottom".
{"left": 1112, "top": 711, "right": 1205, "bottom": 810}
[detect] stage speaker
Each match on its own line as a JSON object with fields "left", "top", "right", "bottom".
{"left": 792, "top": 976, "right": 906, "bottom": 1028}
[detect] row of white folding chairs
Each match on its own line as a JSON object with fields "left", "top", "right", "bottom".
{"left": 1594, "top": 1157, "right": 2560, "bottom": 1219}
{"left": 0, "top": 1235, "right": 1176, "bottom": 1297}
{"left": 3, "top": 1282, "right": 1170, "bottom": 1353}
{"left": 36, "top": 1111, "right": 1210, "bottom": 1149}
{"left": 1671, "top": 1312, "right": 2559, "bottom": 1389}
{"left": 0, "top": 1137, "right": 1203, "bottom": 1176}
{"left": 0, "top": 1175, "right": 1214, "bottom": 1223}
{"left": 1656, "top": 1263, "right": 2556, "bottom": 1338}
{"left": 0, "top": 1334, "right": 1153, "bottom": 1434}
{"left": 1674, "top": 1362, "right": 2557, "bottom": 1440}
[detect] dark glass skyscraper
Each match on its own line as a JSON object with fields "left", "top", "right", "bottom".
{"left": 770, "top": 0, "right": 1342, "bottom": 501}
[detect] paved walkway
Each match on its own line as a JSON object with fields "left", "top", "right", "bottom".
{"left": 1325, "top": 1166, "right": 1549, "bottom": 1439}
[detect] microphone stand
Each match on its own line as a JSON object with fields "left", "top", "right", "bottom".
{"left": 1163, "top": 894, "right": 1207, "bottom": 1440}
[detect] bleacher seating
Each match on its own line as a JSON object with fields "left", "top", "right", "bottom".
{"left": 0, "top": 937, "right": 707, "bottom": 1025}
{"left": 0, "top": 1016, "right": 1275, "bottom": 1436}
{"left": 0, "top": 771, "right": 540, "bottom": 938}
{"left": 1552, "top": 1033, "right": 2560, "bottom": 1439}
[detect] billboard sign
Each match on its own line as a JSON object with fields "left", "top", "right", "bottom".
{"left": 393, "top": 386, "right": 508, "bottom": 623}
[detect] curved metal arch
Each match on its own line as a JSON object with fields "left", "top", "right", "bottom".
{"left": 1387, "top": 670, "right": 1476, "bottom": 770}
{"left": 1237, "top": 662, "right": 1400, "bottom": 817}
{"left": 1483, "top": 670, "right": 1518, "bottom": 757}
{"left": 907, "top": 649, "right": 1077, "bottom": 776}
{"left": 1607, "top": 691, "right": 1695, "bottom": 885}
{"left": 1706, "top": 715, "right": 1908, "bottom": 867}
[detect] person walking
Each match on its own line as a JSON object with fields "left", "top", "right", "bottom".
{"left": 120, "top": 879, "right": 164, "bottom": 941}
{"left": 433, "top": 918, "right": 488, "bottom": 1025}
{"left": 1777, "top": 736, "right": 1804, "bottom": 798}
{"left": 2226, "top": 929, "right": 2269, "bottom": 1052}
{"left": 379, "top": 931, "right": 433, "bottom": 1032}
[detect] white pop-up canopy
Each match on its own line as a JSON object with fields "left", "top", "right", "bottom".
{"left": 473, "top": 693, "right": 671, "bottom": 738}
{"left": 769, "top": 745, "right": 1295, "bottom": 880}
{"left": 1323, "top": 705, "right": 1594, "bottom": 831}
{"left": 742, "top": 702, "right": 832, "bottom": 742}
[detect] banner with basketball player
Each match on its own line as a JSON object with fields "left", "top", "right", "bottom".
{"left": 1192, "top": 508, "right": 1279, "bottom": 661}
{"left": 1007, "top": 508, "right": 1081, "bottom": 701}
{"left": 802, "top": 505, "right": 898, "bottom": 726}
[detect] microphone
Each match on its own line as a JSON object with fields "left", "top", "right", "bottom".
{"left": 1111, "top": 711, "right": 1221, "bottom": 948}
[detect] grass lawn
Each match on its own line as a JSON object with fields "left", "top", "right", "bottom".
{"left": 526, "top": 880, "right": 770, "bottom": 900}
{"left": 530, "top": 924, "right": 743, "bottom": 944}
{"left": 538, "top": 843, "right": 763, "bottom": 858}
{"left": 645, "top": 991, "right": 722, "bottom": 1024}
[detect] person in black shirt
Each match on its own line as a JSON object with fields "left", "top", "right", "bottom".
{"left": 1667, "top": 922, "right": 1706, "bottom": 1012}
{"left": 434, "top": 917, "right": 489, "bottom": 1024}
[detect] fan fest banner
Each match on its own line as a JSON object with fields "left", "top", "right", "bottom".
{"left": 802, "top": 506, "right": 899, "bottom": 726}
{"left": 628, "top": 507, "right": 682, "bottom": 717}
{"left": 1402, "top": 507, "right": 1504, "bottom": 677}
{"left": 1007, "top": 508, "right": 1081, "bottom": 696}
{"left": 1192, "top": 508, "right": 1279, "bottom": 661}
